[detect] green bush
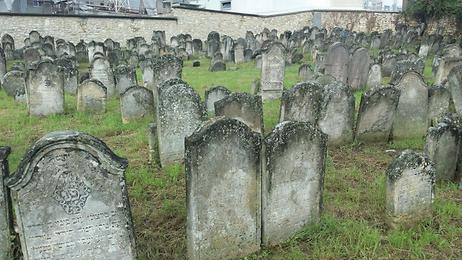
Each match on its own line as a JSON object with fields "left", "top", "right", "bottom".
{"left": 405, "top": 0, "right": 462, "bottom": 22}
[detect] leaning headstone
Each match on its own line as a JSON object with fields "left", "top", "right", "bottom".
{"left": 204, "top": 86, "right": 231, "bottom": 115}
{"left": 115, "top": 65, "right": 137, "bottom": 95}
{"left": 324, "top": 42, "right": 349, "bottom": 84}
{"left": 26, "top": 60, "right": 64, "bottom": 116}
{"left": 386, "top": 150, "right": 435, "bottom": 227}
{"left": 280, "top": 81, "right": 323, "bottom": 124}
{"left": 2, "top": 70, "right": 26, "bottom": 98}
{"left": 262, "top": 121, "right": 326, "bottom": 246}
{"left": 186, "top": 117, "right": 262, "bottom": 260}
{"left": 298, "top": 64, "right": 314, "bottom": 81}
{"left": 215, "top": 93, "right": 264, "bottom": 133}
{"left": 6, "top": 131, "right": 136, "bottom": 259}
{"left": 428, "top": 85, "right": 450, "bottom": 124}
{"left": 120, "top": 86, "right": 154, "bottom": 123}
{"left": 425, "top": 121, "right": 460, "bottom": 182}
{"left": 0, "top": 147, "right": 13, "bottom": 259}
{"left": 367, "top": 64, "right": 382, "bottom": 88}
{"left": 77, "top": 79, "right": 107, "bottom": 113}
{"left": 90, "top": 57, "right": 115, "bottom": 97}
{"left": 447, "top": 64, "right": 462, "bottom": 115}
{"left": 392, "top": 71, "right": 429, "bottom": 140}
{"left": 355, "top": 86, "right": 400, "bottom": 142}
{"left": 348, "top": 47, "right": 370, "bottom": 90}
{"left": 260, "top": 42, "right": 285, "bottom": 100}
{"left": 157, "top": 79, "right": 205, "bottom": 166}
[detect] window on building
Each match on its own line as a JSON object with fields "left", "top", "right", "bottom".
{"left": 221, "top": 1, "right": 231, "bottom": 10}
{"left": 32, "top": 0, "right": 41, "bottom": 7}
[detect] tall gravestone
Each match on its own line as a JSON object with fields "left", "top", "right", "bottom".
{"left": 262, "top": 121, "right": 326, "bottom": 245}
{"left": 0, "top": 47, "right": 6, "bottom": 84}
{"left": 280, "top": 81, "right": 323, "bottom": 124}
{"left": 77, "top": 79, "right": 107, "bottom": 114}
{"left": 120, "top": 86, "right": 154, "bottom": 124}
{"left": 260, "top": 42, "right": 285, "bottom": 100}
{"left": 324, "top": 42, "right": 349, "bottom": 84}
{"left": 115, "top": 65, "right": 137, "bottom": 95}
{"left": 90, "top": 57, "right": 115, "bottom": 97}
{"left": 348, "top": 47, "right": 370, "bottom": 90}
{"left": 204, "top": 86, "right": 231, "bottom": 115}
{"left": 26, "top": 60, "right": 64, "bottom": 116}
{"left": 186, "top": 118, "right": 262, "bottom": 260}
{"left": 151, "top": 55, "right": 183, "bottom": 96}
{"left": 447, "top": 64, "right": 462, "bottom": 115}
{"left": 215, "top": 93, "right": 264, "bottom": 133}
{"left": 386, "top": 150, "right": 435, "bottom": 227}
{"left": 392, "top": 71, "right": 429, "bottom": 140}
{"left": 367, "top": 64, "right": 382, "bottom": 88}
{"left": 157, "top": 79, "right": 205, "bottom": 166}
{"left": 428, "top": 86, "right": 450, "bottom": 124}
{"left": 0, "top": 147, "right": 12, "bottom": 259}
{"left": 6, "top": 131, "right": 136, "bottom": 259}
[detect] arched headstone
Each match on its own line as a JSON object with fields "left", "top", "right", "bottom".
{"left": 120, "top": 86, "right": 154, "bottom": 123}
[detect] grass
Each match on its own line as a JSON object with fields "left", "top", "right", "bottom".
{"left": 0, "top": 56, "right": 460, "bottom": 259}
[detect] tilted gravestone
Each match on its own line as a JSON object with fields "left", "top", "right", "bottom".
{"left": 0, "top": 147, "right": 13, "bottom": 259}
{"left": 447, "top": 64, "right": 462, "bottom": 115}
{"left": 324, "top": 42, "right": 349, "bottom": 84}
{"left": 157, "top": 79, "right": 206, "bottom": 166}
{"left": 280, "top": 81, "right": 323, "bottom": 124}
{"left": 425, "top": 121, "right": 460, "bottom": 182}
{"left": 367, "top": 64, "right": 382, "bottom": 88}
{"left": 2, "top": 70, "right": 26, "bottom": 98}
{"left": 26, "top": 60, "right": 64, "bottom": 116}
{"left": 185, "top": 117, "right": 262, "bottom": 260}
{"left": 348, "top": 47, "right": 370, "bottom": 90}
{"left": 428, "top": 86, "right": 450, "bottom": 124}
{"left": 77, "top": 79, "right": 107, "bottom": 113}
{"left": 260, "top": 42, "right": 285, "bottom": 100}
{"left": 115, "top": 65, "right": 137, "bottom": 95}
{"left": 204, "top": 86, "right": 231, "bottom": 115}
{"left": 120, "top": 86, "right": 154, "bottom": 124}
{"left": 386, "top": 150, "right": 435, "bottom": 227}
{"left": 6, "top": 131, "right": 136, "bottom": 259}
{"left": 318, "top": 81, "right": 355, "bottom": 146}
{"left": 392, "top": 71, "right": 429, "bottom": 140}
{"left": 90, "top": 57, "right": 115, "bottom": 97}
{"left": 215, "top": 93, "right": 264, "bottom": 133}
{"left": 355, "top": 86, "right": 400, "bottom": 142}
{"left": 262, "top": 121, "right": 326, "bottom": 246}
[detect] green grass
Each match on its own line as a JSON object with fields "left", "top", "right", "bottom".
{"left": 0, "top": 57, "right": 460, "bottom": 259}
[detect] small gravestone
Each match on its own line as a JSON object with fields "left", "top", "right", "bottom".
{"left": 386, "top": 150, "right": 435, "bottom": 227}
{"left": 204, "top": 86, "right": 231, "bottom": 115}
{"left": 77, "top": 79, "right": 107, "bottom": 113}
{"left": 428, "top": 86, "right": 450, "bottom": 124}
{"left": 262, "top": 121, "right": 326, "bottom": 246}
{"left": 298, "top": 64, "right": 314, "bottom": 81}
{"left": 355, "top": 86, "right": 400, "bottom": 142}
{"left": 2, "top": 70, "right": 26, "bottom": 98}
{"left": 447, "top": 64, "right": 462, "bottom": 115}
{"left": 192, "top": 60, "right": 200, "bottom": 67}
{"left": 215, "top": 93, "right": 263, "bottom": 133}
{"left": 0, "top": 48, "right": 6, "bottom": 84}
{"left": 348, "top": 47, "right": 370, "bottom": 90}
{"left": 324, "top": 42, "right": 349, "bottom": 84}
{"left": 209, "top": 52, "right": 226, "bottom": 72}
{"left": 234, "top": 42, "right": 245, "bottom": 64}
{"left": 23, "top": 47, "right": 42, "bottom": 65}
{"left": 244, "top": 49, "right": 253, "bottom": 62}
{"left": 0, "top": 147, "right": 13, "bottom": 259}
{"left": 90, "top": 57, "right": 115, "bottom": 97}
{"left": 318, "top": 81, "right": 355, "bottom": 146}
{"left": 157, "top": 79, "right": 205, "bottom": 166}
{"left": 115, "top": 65, "right": 137, "bottom": 95}
{"left": 280, "top": 81, "right": 323, "bottom": 124}
{"left": 392, "top": 71, "right": 429, "bottom": 140}
{"left": 425, "top": 121, "right": 460, "bottom": 182}
{"left": 6, "top": 131, "right": 136, "bottom": 259}
{"left": 26, "top": 60, "right": 64, "bottom": 116}
{"left": 260, "top": 42, "right": 285, "bottom": 100}
{"left": 367, "top": 64, "right": 382, "bottom": 88}
{"left": 120, "top": 86, "right": 154, "bottom": 124}
{"left": 186, "top": 117, "right": 262, "bottom": 259}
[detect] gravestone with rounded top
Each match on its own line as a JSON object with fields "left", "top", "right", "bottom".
{"left": 120, "top": 86, "right": 154, "bottom": 124}
{"left": 215, "top": 93, "right": 264, "bottom": 133}
{"left": 348, "top": 47, "right": 370, "bottom": 90}
{"left": 324, "top": 42, "right": 349, "bottom": 84}
{"left": 77, "top": 79, "right": 107, "bottom": 113}
{"left": 260, "top": 42, "right": 285, "bottom": 100}
{"left": 90, "top": 57, "right": 115, "bottom": 97}
{"left": 204, "top": 86, "right": 231, "bottom": 115}
{"left": 280, "top": 81, "right": 323, "bottom": 124}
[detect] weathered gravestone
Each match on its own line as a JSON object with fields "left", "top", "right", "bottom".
{"left": 428, "top": 86, "right": 450, "bottom": 124}
{"left": 390, "top": 59, "right": 425, "bottom": 85}
{"left": 318, "top": 81, "right": 355, "bottom": 146}
{"left": 215, "top": 93, "right": 264, "bottom": 133}
{"left": 260, "top": 42, "right": 285, "bottom": 100}
{"left": 386, "top": 150, "right": 435, "bottom": 227}
{"left": 1, "top": 34, "right": 14, "bottom": 60}
{"left": 6, "top": 131, "right": 136, "bottom": 259}
{"left": 298, "top": 64, "right": 314, "bottom": 82}
{"left": 77, "top": 79, "right": 107, "bottom": 113}
{"left": 280, "top": 81, "right": 323, "bottom": 124}
{"left": 0, "top": 147, "right": 13, "bottom": 259}
{"left": 26, "top": 60, "right": 64, "bottom": 116}
{"left": 2, "top": 70, "right": 26, "bottom": 98}
{"left": 0, "top": 47, "right": 5, "bottom": 84}
{"left": 209, "top": 52, "right": 226, "bottom": 72}
{"left": 435, "top": 57, "right": 462, "bottom": 85}
{"left": 157, "top": 79, "right": 206, "bottom": 166}
{"left": 120, "top": 86, "right": 154, "bottom": 124}
{"left": 447, "top": 64, "right": 462, "bottom": 115}
{"left": 90, "top": 57, "right": 116, "bottom": 97}
{"left": 324, "top": 42, "right": 349, "bottom": 84}
{"left": 234, "top": 41, "right": 245, "bottom": 64}
{"left": 367, "top": 64, "right": 382, "bottom": 88}
{"left": 262, "top": 121, "right": 326, "bottom": 246}
{"left": 355, "top": 86, "right": 400, "bottom": 142}
{"left": 392, "top": 71, "right": 429, "bottom": 140}
{"left": 204, "top": 86, "right": 231, "bottom": 115}
{"left": 56, "top": 56, "right": 79, "bottom": 95}
{"left": 150, "top": 55, "right": 183, "bottom": 95}
{"left": 186, "top": 117, "right": 262, "bottom": 260}
{"left": 425, "top": 120, "right": 460, "bottom": 182}
{"left": 348, "top": 47, "right": 370, "bottom": 90}
{"left": 23, "top": 48, "right": 42, "bottom": 65}
{"left": 115, "top": 65, "right": 137, "bottom": 95}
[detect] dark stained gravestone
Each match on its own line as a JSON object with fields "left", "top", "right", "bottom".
{"left": 280, "top": 81, "right": 323, "bottom": 125}
{"left": 324, "top": 42, "right": 349, "bottom": 84}
{"left": 347, "top": 47, "right": 370, "bottom": 90}
{"left": 0, "top": 147, "right": 13, "bottom": 259}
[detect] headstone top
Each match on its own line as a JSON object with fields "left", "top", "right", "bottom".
{"left": 386, "top": 150, "right": 435, "bottom": 182}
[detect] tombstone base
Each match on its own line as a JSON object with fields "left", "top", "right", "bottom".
{"left": 387, "top": 208, "right": 432, "bottom": 229}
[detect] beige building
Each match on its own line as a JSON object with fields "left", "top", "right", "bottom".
{"left": 329, "top": 0, "right": 364, "bottom": 10}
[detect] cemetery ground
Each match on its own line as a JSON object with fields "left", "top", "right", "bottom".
{"left": 1, "top": 56, "right": 461, "bottom": 259}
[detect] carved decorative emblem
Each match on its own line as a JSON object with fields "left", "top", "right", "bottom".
{"left": 53, "top": 172, "right": 91, "bottom": 215}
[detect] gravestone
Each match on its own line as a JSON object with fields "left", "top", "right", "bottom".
{"left": 115, "top": 65, "right": 137, "bottom": 95}
{"left": 6, "top": 131, "right": 136, "bottom": 259}
{"left": 324, "top": 42, "right": 349, "bottom": 84}
{"left": 298, "top": 64, "right": 314, "bottom": 82}
{"left": 0, "top": 47, "right": 5, "bottom": 84}
{"left": 204, "top": 86, "right": 231, "bottom": 115}
{"left": 209, "top": 52, "right": 226, "bottom": 72}
{"left": 186, "top": 117, "right": 262, "bottom": 260}
{"left": 215, "top": 93, "right": 264, "bottom": 133}
{"left": 1, "top": 34, "right": 14, "bottom": 60}
{"left": 262, "top": 121, "right": 326, "bottom": 246}
{"left": 260, "top": 42, "right": 285, "bottom": 100}
{"left": 23, "top": 47, "right": 42, "bottom": 65}
{"left": 2, "top": 70, "right": 26, "bottom": 98}
{"left": 392, "top": 71, "right": 429, "bottom": 140}
{"left": 348, "top": 47, "right": 370, "bottom": 90}
{"left": 120, "top": 86, "right": 154, "bottom": 124}
{"left": 150, "top": 55, "right": 183, "bottom": 95}
{"left": 428, "top": 86, "right": 450, "bottom": 124}
{"left": 255, "top": 55, "right": 262, "bottom": 69}
{"left": 318, "top": 81, "right": 355, "bottom": 146}
{"left": 280, "top": 81, "right": 323, "bottom": 124}
{"left": 386, "top": 150, "right": 435, "bottom": 227}
{"left": 355, "top": 86, "right": 400, "bottom": 142}
{"left": 367, "top": 64, "right": 382, "bottom": 88}
{"left": 90, "top": 57, "right": 115, "bottom": 97}
{"left": 157, "top": 79, "right": 206, "bottom": 166}
{"left": 447, "top": 64, "right": 462, "bottom": 115}
{"left": 234, "top": 42, "right": 245, "bottom": 64}
{"left": 0, "top": 147, "right": 13, "bottom": 259}
{"left": 77, "top": 79, "right": 107, "bottom": 113}
{"left": 434, "top": 57, "right": 462, "bottom": 85}
{"left": 425, "top": 121, "right": 460, "bottom": 181}
{"left": 26, "top": 60, "right": 64, "bottom": 116}
{"left": 390, "top": 59, "right": 425, "bottom": 85}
